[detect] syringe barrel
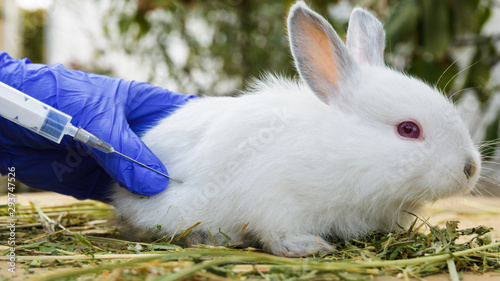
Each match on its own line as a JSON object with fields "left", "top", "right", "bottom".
{"left": 0, "top": 81, "right": 73, "bottom": 144}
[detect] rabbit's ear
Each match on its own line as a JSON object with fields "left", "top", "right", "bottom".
{"left": 288, "top": 1, "right": 358, "bottom": 104}
{"left": 346, "top": 7, "right": 385, "bottom": 66}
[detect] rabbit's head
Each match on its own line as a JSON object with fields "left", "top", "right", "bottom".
{"left": 288, "top": 2, "right": 480, "bottom": 202}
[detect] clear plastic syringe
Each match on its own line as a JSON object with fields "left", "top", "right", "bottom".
{"left": 0, "top": 81, "right": 181, "bottom": 183}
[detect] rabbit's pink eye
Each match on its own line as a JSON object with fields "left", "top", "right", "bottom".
{"left": 397, "top": 121, "right": 420, "bottom": 139}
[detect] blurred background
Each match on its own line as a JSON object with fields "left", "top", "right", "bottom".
{"left": 0, "top": 0, "right": 499, "bottom": 196}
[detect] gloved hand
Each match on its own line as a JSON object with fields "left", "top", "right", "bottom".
{"left": 0, "top": 52, "right": 197, "bottom": 202}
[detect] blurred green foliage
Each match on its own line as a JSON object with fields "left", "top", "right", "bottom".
{"left": 105, "top": 0, "right": 303, "bottom": 95}
{"left": 384, "top": 0, "right": 497, "bottom": 103}
{"left": 104, "top": 0, "right": 499, "bottom": 100}
{"left": 21, "top": 9, "right": 45, "bottom": 64}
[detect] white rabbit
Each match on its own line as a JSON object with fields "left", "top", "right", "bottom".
{"left": 111, "top": 1, "right": 481, "bottom": 257}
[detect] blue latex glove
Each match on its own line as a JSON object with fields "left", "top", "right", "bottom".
{"left": 0, "top": 52, "right": 197, "bottom": 201}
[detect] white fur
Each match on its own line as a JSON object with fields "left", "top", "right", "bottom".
{"left": 111, "top": 1, "right": 481, "bottom": 257}
{"left": 346, "top": 7, "right": 385, "bottom": 66}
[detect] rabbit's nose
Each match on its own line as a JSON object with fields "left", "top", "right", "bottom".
{"left": 463, "top": 157, "right": 476, "bottom": 179}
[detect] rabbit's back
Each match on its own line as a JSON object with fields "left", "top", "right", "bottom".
{"left": 112, "top": 80, "right": 342, "bottom": 239}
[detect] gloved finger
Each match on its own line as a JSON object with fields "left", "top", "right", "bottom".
{"left": 0, "top": 118, "right": 59, "bottom": 150}
{"left": 122, "top": 81, "right": 197, "bottom": 136}
{"left": 0, "top": 143, "right": 112, "bottom": 201}
{"left": 88, "top": 118, "right": 170, "bottom": 196}
{"left": 0, "top": 114, "right": 115, "bottom": 202}
{"left": 0, "top": 52, "right": 31, "bottom": 89}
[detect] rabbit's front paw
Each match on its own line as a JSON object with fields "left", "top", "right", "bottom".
{"left": 264, "top": 233, "right": 337, "bottom": 257}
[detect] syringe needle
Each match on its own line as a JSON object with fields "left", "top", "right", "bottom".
{"left": 73, "top": 127, "right": 183, "bottom": 184}
{"left": 0, "top": 81, "right": 181, "bottom": 185}
{"left": 112, "top": 151, "right": 183, "bottom": 184}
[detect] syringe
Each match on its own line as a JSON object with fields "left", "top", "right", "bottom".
{"left": 0, "top": 81, "right": 181, "bottom": 183}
